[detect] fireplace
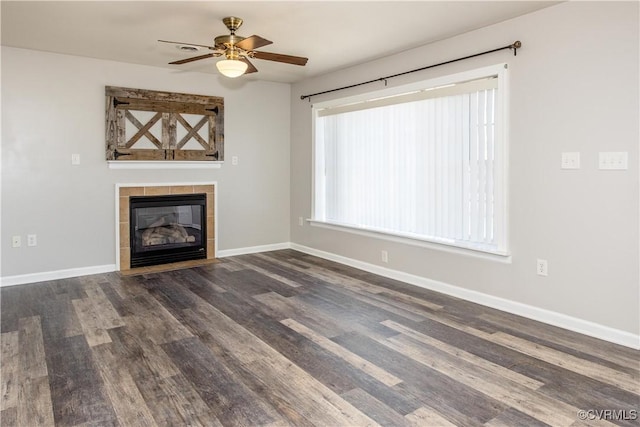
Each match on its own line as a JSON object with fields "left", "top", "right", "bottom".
{"left": 129, "top": 193, "right": 207, "bottom": 268}
{"left": 117, "top": 184, "right": 215, "bottom": 271}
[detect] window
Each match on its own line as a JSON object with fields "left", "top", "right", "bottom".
{"left": 312, "top": 64, "right": 508, "bottom": 255}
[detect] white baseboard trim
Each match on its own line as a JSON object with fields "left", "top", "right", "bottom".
{"left": 290, "top": 243, "right": 640, "bottom": 350}
{"left": 0, "top": 240, "right": 293, "bottom": 286}
{"left": 0, "top": 264, "right": 117, "bottom": 287}
{"left": 217, "top": 242, "right": 291, "bottom": 258}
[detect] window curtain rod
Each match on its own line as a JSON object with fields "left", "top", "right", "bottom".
{"left": 300, "top": 40, "right": 521, "bottom": 101}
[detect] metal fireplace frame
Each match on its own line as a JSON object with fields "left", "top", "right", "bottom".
{"left": 129, "top": 193, "right": 207, "bottom": 268}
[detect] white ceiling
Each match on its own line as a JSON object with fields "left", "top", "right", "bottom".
{"left": 1, "top": 1, "right": 558, "bottom": 83}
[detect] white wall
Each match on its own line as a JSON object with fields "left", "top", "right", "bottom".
{"left": 1, "top": 47, "right": 291, "bottom": 277}
{"left": 290, "top": 2, "right": 639, "bottom": 338}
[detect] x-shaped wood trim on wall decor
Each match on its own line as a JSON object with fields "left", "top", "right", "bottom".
{"left": 105, "top": 86, "right": 224, "bottom": 161}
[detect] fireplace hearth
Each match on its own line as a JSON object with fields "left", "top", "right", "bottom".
{"left": 129, "top": 193, "right": 207, "bottom": 268}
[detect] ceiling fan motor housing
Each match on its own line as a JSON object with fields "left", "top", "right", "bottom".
{"left": 214, "top": 34, "right": 245, "bottom": 48}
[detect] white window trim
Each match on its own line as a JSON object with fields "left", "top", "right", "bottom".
{"left": 307, "top": 219, "right": 511, "bottom": 263}
{"left": 311, "top": 63, "right": 510, "bottom": 257}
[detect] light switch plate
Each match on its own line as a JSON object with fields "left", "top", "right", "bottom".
{"left": 561, "top": 152, "right": 580, "bottom": 169}
{"left": 599, "top": 152, "right": 628, "bottom": 170}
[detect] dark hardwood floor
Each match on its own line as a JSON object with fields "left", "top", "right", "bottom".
{"left": 1, "top": 249, "right": 638, "bottom": 426}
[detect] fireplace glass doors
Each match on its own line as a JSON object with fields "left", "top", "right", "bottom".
{"left": 129, "top": 194, "right": 206, "bottom": 268}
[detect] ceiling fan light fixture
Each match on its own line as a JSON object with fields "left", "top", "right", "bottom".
{"left": 216, "top": 59, "right": 248, "bottom": 78}
{"left": 160, "top": 16, "right": 308, "bottom": 74}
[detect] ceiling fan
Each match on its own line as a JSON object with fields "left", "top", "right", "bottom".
{"left": 159, "top": 16, "right": 308, "bottom": 78}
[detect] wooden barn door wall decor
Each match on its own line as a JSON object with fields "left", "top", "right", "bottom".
{"left": 105, "top": 86, "right": 224, "bottom": 162}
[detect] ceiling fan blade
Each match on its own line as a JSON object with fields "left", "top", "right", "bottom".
{"left": 235, "top": 35, "right": 272, "bottom": 51}
{"left": 240, "top": 57, "right": 258, "bottom": 74}
{"left": 169, "top": 53, "right": 215, "bottom": 65}
{"left": 252, "top": 51, "right": 308, "bottom": 66}
{"left": 158, "top": 39, "right": 216, "bottom": 50}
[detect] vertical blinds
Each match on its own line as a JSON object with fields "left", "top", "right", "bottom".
{"left": 315, "top": 76, "right": 502, "bottom": 251}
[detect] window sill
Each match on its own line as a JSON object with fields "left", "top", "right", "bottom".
{"left": 108, "top": 161, "right": 223, "bottom": 170}
{"left": 308, "top": 219, "right": 511, "bottom": 263}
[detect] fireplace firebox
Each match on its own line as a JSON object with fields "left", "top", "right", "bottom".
{"left": 129, "top": 193, "right": 206, "bottom": 268}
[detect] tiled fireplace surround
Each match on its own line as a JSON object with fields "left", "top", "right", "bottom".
{"left": 117, "top": 184, "right": 216, "bottom": 271}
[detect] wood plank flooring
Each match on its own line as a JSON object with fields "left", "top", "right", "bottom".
{"left": 1, "top": 249, "right": 638, "bottom": 426}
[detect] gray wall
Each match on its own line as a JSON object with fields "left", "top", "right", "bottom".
{"left": 1, "top": 47, "right": 291, "bottom": 277}
{"left": 290, "top": 2, "right": 639, "bottom": 335}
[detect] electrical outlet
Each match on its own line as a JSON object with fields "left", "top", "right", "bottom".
{"left": 231, "top": 156, "right": 239, "bottom": 166}
{"left": 298, "top": 217, "right": 304, "bottom": 226}
{"left": 71, "top": 153, "right": 81, "bottom": 165}
{"left": 536, "top": 259, "right": 548, "bottom": 276}
{"left": 381, "top": 250, "right": 389, "bottom": 263}
{"left": 27, "top": 234, "right": 37, "bottom": 247}
{"left": 12, "top": 236, "right": 21, "bottom": 248}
